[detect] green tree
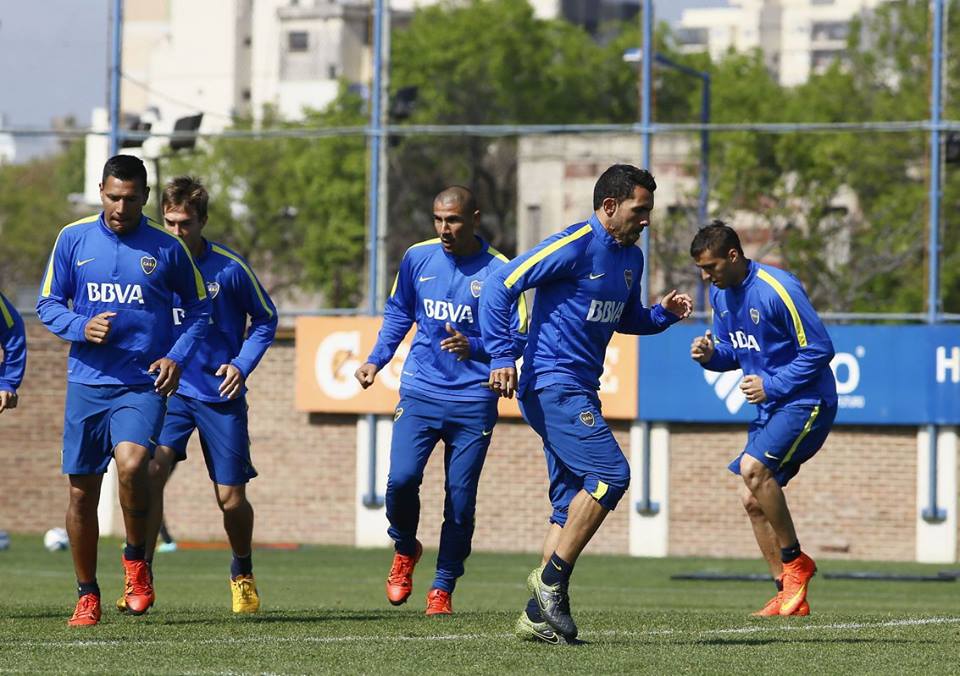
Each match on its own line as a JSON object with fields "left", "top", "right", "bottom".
{"left": 698, "top": 0, "right": 960, "bottom": 314}
{"left": 0, "top": 139, "right": 85, "bottom": 293}
{"left": 386, "top": 0, "right": 656, "bottom": 271}
{"left": 163, "top": 87, "right": 367, "bottom": 307}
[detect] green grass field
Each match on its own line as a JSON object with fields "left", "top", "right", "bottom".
{"left": 0, "top": 535, "right": 957, "bottom": 674}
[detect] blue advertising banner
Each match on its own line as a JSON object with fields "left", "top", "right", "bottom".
{"left": 637, "top": 324, "right": 960, "bottom": 425}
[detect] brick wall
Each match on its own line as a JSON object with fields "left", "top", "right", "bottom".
{"left": 0, "top": 323, "right": 943, "bottom": 562}
{"left": 668, "top": 425, "right": 919, "bottom": 561}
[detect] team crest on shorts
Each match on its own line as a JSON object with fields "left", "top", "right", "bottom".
{"left": 140, "top": 256, "right": 157, "bottom": 275}
{"left": 394, "top": 407, "right": 404, "bottom": 422}
{"left": 206, "top": 281, "right": 221, "bottom": 299}
{"left": 579, "top": 410, "right": 596, "bottom": 427}
{"left": 470, "top": 280, "right": 483, "bottom": 298}
{"left": 750, "top": 308, "right": 761, "bottom": 324}
{"left": 624, "top": 269, "right": 634, "bottom": 289}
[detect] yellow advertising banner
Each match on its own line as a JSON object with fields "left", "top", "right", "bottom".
{"left": 294, "top": 316, "right": 638, "bottom": 419}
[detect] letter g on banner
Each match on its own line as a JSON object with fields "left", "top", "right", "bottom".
{"left": 315, "top": 331, "right": 361, "bottom": 400}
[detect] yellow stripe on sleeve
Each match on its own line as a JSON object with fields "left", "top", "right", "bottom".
{"left": 503, "top": 224, "right": 592, "bottom": 289}
{"left": 147, "top": 222, "right": 208, "bottom": 301}
{"left": 0, "top": 295, "right": 14, "bottom": 329}
{"left": 409, "top": 237, "right": 441, "bottom": 249}
{"left": 40, "top": 215, "right": 99, "bottom": 298}
{"left": 487, "top": 245, "right": 529, "bottom": 333}
{"left": 211, "top": 244, "right": 273, "bottom": 317}
{"left": 757, "top": 269, "right": 807, "bottom": 348}
{"left": 390, "top": 238, "right": 440, "bottom": 299}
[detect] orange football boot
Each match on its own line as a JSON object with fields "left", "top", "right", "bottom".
{"left": 121, "top": 556, "right": 155, "bottom": 615}
{"left": 386, "top": 540, "right": 423, "bottom": 606}
{"left": 752, "top": 591, "right": 809, "bottom": 617}
{"left": 780, "top": 553, "right": 816, "bottom": 616}
{"left": 68, "top": 593, "right": 102, "bottom": 627}
{"left": 425, "top": 588, "right": 453, "bottom": 616}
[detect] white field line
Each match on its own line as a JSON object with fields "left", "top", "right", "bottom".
{"left": 2, "top": 616, "right": 959, "bottom": 649}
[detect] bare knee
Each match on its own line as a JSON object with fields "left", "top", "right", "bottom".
{"left": 216, "top": 485, "right": 248, "bottom": 513}
{"left": 739, "top": 455, "right": 774, "bottom": 494}
{"left": 741, "top": 491, "right": 764, "bottom": 517}
{"left": 148, "top": 447, "right": 177, "bottom": 485}
{"left": 68, "top": 479, "right": 101, "bottom": 515}
{"left": 114, "top": 444, "right": 149, "bottom": 482}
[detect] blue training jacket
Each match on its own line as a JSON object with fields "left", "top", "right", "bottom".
{"left": 36, "top": 213, "right": 211, "bottom": 386}
{"left": 367, "top": 236, "right": 528, "bottom": 402}
{"left": 171, "top": 239, "right": 277, "bottom": 403}
{"left": 701, "top": 259, "right": 837, "bottom": 415}
{"left": 0, "top": 292, "right": 26, "bottom": 394}
{"left": 481, "top": 214, "right": 680, "bottom": 395}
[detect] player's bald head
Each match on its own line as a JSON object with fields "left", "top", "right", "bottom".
{"left": 433, "top": 185, "right": 477, "bottom": 215}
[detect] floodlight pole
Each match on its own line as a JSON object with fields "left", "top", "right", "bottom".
{"left": 363, "top": 0, "right": 387, "bottom": 509}
{"left": 923, "top": 0, "right": 946, "bottom": 523}
{"left": 109, "top": 0, "right": 123, "bottom": 157}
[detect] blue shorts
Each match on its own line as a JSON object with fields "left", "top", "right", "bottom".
{"left": 729, "top": 401, "right": 837, "bottom": 487}
{"left": 157, "top": 394, "right": 257, "bottom": 486}
{"left": 62, "top": 382, "right": 166, "bottom": 475}
{"left": 519, "top": 385, "right": 629, "bottom": 523}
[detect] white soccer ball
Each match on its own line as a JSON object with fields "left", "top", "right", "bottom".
{"left": 43, "top": 527, "right": 69, "bottom": 552}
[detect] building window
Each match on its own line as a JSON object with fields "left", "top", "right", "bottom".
{"left": 812, "top": 21, "right": 848, "bottom": 42}
{"left": 675, "top": 27, "right": 709, "bottom": 48}
{"left": 288, "top": 31, "right": 309, "bottom": 52}
{"left": 328, "top": 64, "right": 338, "bottom": 79}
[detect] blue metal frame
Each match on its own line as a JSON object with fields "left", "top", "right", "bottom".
{"left": 108, "top": 0, "right": 123, "bottom": 157}
{"left": 363, "top": 0, "right": 387, "bottom": 509}
{"left": 923, "top": 0, "right": 946, "bottom": 523}
{"left": 636, "top": 0, "right": 658, "bottom": 516}
{"left": 651, "top": 52, "right": 711, "bottom": 315}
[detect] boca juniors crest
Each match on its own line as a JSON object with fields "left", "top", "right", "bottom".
{"left": 206, "top": 281, "right": 221, "bottom": 299}
{"left": 579, "top": 410, "right": 596, "bottom": 427}
{"left": 394, "top": 407, "right": 404, "bottom": 422}
{"left": 140, "top": 256, "right": 157, "bottom": 275}
{"left": 624, "top": 269, "right": 633, "bottom": 289}
{"left": 470, "top": 279, "right": 483, "bottom": 298}
{"left": 750, "top": 308, "right": 761, "bottom": 324}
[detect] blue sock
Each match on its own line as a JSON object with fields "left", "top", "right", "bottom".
{"left": 124, "top": 543, "right": 146, "bottom": 561}
{"left": 77, "top": 580, "right": 100, "bottom": 598}
{"left": 540, "top": 552, "right": 573, "bottom": 586}
{"left": 525, "top": 597, "right": 543, "bottom": 622}
{"left": 781, "top": 541, "right": 801, "bottom": 564}
{"left": 231, "top": 553, "right": 253, "bottom": 579}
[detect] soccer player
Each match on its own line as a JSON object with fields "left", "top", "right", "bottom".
{"left": 480, "top": 164, "right": 693, "bottom": 643}
{"left": 354, "top": 186, "right": 527, "bottom": 616}
{"left": 119, "top": 176, "right": 277, "bottom": 615}
{"left": 0, "top": 291, "right": 26, "bottom": 413}
{"left": 37, "top": 155, "right": 211, "bottom": 627}
{"left": 689, "top": 221, "right": 837, "bottom": 617}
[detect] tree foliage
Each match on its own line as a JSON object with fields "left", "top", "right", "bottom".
{"left": 163, "top": 88, "right": 367, "bottom": 307}
{"left": 386, "top": 0, "right": 648, "bottom": 270}
{"left": 4, "top": 0, "right": 957, "bottom": 317}
{"left": 0, "top": 140, "right": 85, "bottom": 295}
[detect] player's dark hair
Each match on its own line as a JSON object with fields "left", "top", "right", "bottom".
{"left": 162, "top": 175, "right": 209, "bottom": 222}
{"left": 592, "top": 164, "right": 657, "bottom": 210}
{"left": 102, "top": 154, "right": 148, "bottom": 190}
{"left": 434, "top": 185, "right": 477, "bottom": 215}
{"left": 690, "top": 220, "right": 744, "bottom": 258}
